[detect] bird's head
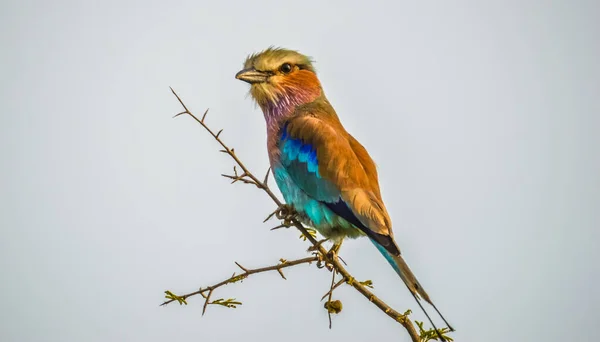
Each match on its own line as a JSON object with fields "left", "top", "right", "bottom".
{"left": 236, "top": 47, "right": 322, "bottom": 112}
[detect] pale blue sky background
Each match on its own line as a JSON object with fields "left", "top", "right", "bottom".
{"left": 1, "top": 1, "right": 599, "bottom": 341}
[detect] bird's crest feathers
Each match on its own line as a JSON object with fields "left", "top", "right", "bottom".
{"left": 243, "top": 47, "right": 316, "bottom": 73}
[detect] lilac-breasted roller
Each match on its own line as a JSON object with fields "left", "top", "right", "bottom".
{"left": 235, "top": 47, "right": 452, "bottom": 334}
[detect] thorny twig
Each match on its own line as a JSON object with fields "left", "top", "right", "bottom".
{"left": 165, "top": 87, "right": 453, "bottom": 342}
{"left": 161, "top": 256, "right": 318, "bottom": 311}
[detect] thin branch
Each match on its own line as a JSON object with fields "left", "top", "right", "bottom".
{"left": 321, "top": 279, "right": 345, "bottom": 301}
{"left": 170, "top": 87, "right": 277, "bottom": 194}
{"left": 326, "top": 269, "right": 337, "bottom": 329}
{"left": 168, "top": 88, "right": 427, "bottom": 342}
{"left": 161, "top": 256, "right": 318, "bottom": 310}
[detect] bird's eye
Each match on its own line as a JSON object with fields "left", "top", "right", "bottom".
{"left": 279, "top": 63, "right": 293, "bottom": 74}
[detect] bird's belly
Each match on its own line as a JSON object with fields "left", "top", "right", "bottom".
{"left": 273, "top": 167, "right": 364, "bottom": 241}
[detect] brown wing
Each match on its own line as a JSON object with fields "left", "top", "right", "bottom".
{"left": 284, "top": 113, "right": 394, "bottom": 244}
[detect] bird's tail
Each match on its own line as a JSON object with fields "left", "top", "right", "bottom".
{"left": 370, "top": 238, "right": 454, "bottom": 337}
{"left": 370, "top": 238, "right": 431, "bottom": 303}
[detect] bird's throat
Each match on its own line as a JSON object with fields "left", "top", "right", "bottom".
{"left": 261, "top": 86, "right": 321, "bottom": 130}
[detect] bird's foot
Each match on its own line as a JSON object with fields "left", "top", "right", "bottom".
{"left": 323, "top": 241, "right": 345, "bottom": 270}
{"left": 327, "top": 241, "right": 343, "bottom": 260}
{"left": 313, "top": 241, "right": 343, "bottom": 271}
{"left": 310, "top": 238, "right": 333, "bottom": 269}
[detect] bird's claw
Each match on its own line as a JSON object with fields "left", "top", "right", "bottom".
{"left": 327, "top": 242, "right": 343, "bottom": 260}
{"left": 315, "top": 251, "right": 329, "bottom": 269}
{"left": 311, "top": 239, "right": 340, "bottom": 270}
{"left": 319, "top": 242, "right": 345, "bottom": 271}
{"left": 265, "top": 204, "right": 300, "bottom": 231}
{"left": 264, "top": 204, "right": 297, "bottom": 224}
{"left": 275, "top": 204, "right": 296, "bottom": 221}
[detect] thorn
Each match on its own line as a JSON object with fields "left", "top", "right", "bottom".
{"left": 219, "top": 149, "right": 228, "bottom": 154}
{"left": 263, "top": 167, "right": 271, "bottom": 186}
{"left": 216, "top": 129, "right": 223, "bottom": 138}
{"left": 270, "top": 224, "right": 288, "bottom": 230}
{"left": 320, "top": 279, "right": 345, "bottom": 301}
{"left": 222, "top": 173, "right": 255, "bottom": 185}
{"left": 234, "top": 262, "right": 248, "bottom": 272}
{"left": 201, "top": 109, "right": 209, "bottom": 122}
{"left": 202, "top": 289, "right": 213, "bottom": 316}
{"left": 263, "top": 207, "right": 279, "bottom": 223}
{"left": 173, "top": 111, "right": 187, "bottom": 118}
{"left": 277, "top": 269, "right": 287, "bottom": 280}
{"left": 231, "top": 173, "right": 246, "bottom": 184}
{"left": 307, "top": 238, "right": 330, "bottom": 252}
{"left": 221, "top": 174, "right": 235, "bottom": 181}
{"left": 231, "top": 148, "right": 235, "bottom": 154}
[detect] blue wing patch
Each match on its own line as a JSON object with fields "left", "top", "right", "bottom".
{"left": 278, "top": 124, "right": 338, "bottom": 202}
{"left": 279, "top": 123, "right": 366, "bottom": 229}
{"left": 275, "top": 122, "right": 396, "bottom": 251}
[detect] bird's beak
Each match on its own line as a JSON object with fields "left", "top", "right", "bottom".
{"left": 235, "top": 68, "right": 270, "bottom": 84}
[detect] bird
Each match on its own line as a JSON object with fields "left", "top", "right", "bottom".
{"left": 235, "top": 47, "right": 453, "bottom": 337}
